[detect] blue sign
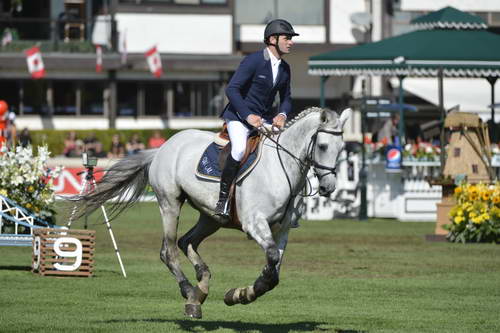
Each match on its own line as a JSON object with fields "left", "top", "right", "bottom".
{"left": 385, "top": 145, "right": 402, "bottom": 172}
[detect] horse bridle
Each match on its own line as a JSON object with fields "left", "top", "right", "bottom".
{"left": 307, "top": 128, "right": 344, "bottom": 181}
{"left": 259, "top": 126, "right": 343, "bottom": 196}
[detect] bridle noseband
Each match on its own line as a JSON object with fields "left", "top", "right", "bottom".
{"left": 307, "top": 128, "right": 344, "bottom": 181}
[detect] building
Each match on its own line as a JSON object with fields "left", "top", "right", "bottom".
{"left": 0, "top": 0, "right": 499, "bottom": 133}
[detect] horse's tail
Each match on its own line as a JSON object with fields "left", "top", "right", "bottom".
{"left": 73, "top": 149, "right": 157, "bottom": 221}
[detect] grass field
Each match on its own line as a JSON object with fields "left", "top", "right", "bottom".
{"left": 1, "top": 202, "right": 500, "bottom": 332}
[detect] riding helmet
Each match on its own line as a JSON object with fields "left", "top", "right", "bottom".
{"left": 264, "top": 19, "right": 299, "bottom": 40}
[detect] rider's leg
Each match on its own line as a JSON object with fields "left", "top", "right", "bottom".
{"left": 214, "top": 121, "right": 249, "bottom": 218}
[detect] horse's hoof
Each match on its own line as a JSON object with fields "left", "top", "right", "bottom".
{"left": 224, "top": 288, "right": 237, "bottom": 306}
{"left": 185, "top": 304, "right": 202, "bottom": 319}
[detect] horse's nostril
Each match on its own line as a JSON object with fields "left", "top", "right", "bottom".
{"left": 319, "top": 186, "right": 326, "bottom": 193}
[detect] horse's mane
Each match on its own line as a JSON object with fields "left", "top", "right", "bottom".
{"left": 284, "top": 106, "right": 338, "bottom": 130}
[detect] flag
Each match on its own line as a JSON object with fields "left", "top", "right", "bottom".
{"left": 25, "top": 46, "right": 45, "bottom": 79}
{"left": 96, "top": 45, "right": 103, "bottom": 72}
{"left": 145, "top": 46, "right": 162, "bottom": 78}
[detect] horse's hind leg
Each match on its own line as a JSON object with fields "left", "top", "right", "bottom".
{"left": 158, "top": 197, "right": 197, "bottom": 316}
{"left": 178, "top": 213, "right": 220, "bottom": 318}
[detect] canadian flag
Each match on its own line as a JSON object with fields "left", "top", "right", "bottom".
{"left": 96, "top": 45, "right": 103, "bottom": 73}
{"left": 25, "top": 46, "right": 45, "bottom": 79}
{"left": 145, "top": 46, "right": 162, "bottom": 78}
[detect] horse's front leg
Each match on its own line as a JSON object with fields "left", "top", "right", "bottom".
{"left": 224, "top": 216, "right": 290, "bottom": 306}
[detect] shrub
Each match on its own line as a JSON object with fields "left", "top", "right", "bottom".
{"left": 445, "top": 182, "right": 500, "bottom": 243}
{"left": 29, "top": 128, "right": 218, "bottom": 156}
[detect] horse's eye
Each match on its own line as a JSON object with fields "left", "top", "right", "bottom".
{"left": 318, "top": 144, "right": 328, "bottom": 151}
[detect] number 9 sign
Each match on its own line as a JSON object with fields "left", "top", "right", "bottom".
{"left": 53, "top": 237, "right": 83, "bottom": 271}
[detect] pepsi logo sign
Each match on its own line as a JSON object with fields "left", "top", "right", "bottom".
{"left": 387, "top": 148, "right": 401, "bottom": 162}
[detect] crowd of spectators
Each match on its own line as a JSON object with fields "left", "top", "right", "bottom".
{"left": 62, "top": 131, "right": 167, "bottom": 159}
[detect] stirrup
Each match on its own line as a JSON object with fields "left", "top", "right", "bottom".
{"left": 214, "top": 198, "right": 230, "bottom": 220}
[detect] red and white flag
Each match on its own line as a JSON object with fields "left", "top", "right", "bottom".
{"left": 96, "top": 45, "right": 103, "bottom": 72}
{"left": 145, "top": 46, "right": 162, "bottom": 78}
{"left": 25, "top": 46, "right": 45, "bottom": 79}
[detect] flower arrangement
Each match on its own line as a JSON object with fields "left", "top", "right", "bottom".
{"left": 0, "top": 145, "right": 62, "bottom": 227}
{"left": 403, "top": 142, "right": 441, "bottom": 161}
{"left": 446, "top": 182, "right": 500, "bottom": 243}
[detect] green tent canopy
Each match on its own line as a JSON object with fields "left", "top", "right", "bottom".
{"left": 411, "top": 6, "right": 488, "bottom": 30}
{"left": 309, "top": 29, "right": 500, "bottom": 77}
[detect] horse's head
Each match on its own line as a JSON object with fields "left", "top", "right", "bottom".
{"left": 310, "top": 108, "right": 351, "bottom": 197}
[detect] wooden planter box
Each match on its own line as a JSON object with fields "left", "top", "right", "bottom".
{"left": 32, "top": 228, "right": 95, "bottom": 277}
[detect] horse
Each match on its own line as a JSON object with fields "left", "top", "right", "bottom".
{"left": 76, "top": 106, "right": 351, "bottom": 319}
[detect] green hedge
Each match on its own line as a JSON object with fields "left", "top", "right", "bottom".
{"left": 30, "top": 128, "right": 219, "bottom": 156}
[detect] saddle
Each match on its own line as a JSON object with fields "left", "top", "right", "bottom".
{"left": 196, "top": 123, "right": 263, "bottom": 229}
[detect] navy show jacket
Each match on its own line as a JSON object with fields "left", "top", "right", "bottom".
{"left": 221, "top": 48, "right": 292, "bottom": 126}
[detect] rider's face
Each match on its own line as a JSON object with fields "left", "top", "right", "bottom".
{"left": 270, "top": 35, "right": 294, "bottom": 55}
{"left": 277, "top": 35, "right": 294, "bottom": 54}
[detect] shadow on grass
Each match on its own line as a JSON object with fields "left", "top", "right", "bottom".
{"left": 0, "top": 265, "right": 31, "bottom": 271}
{"left": 100, "top": 318, "right": 366, "bottom": 332}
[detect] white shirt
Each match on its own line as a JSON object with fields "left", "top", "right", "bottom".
{"left": 267, "top": 48, "right": 281, "bottom": 86}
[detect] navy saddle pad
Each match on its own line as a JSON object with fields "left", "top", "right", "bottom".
{"left": 195, "top": 141, "right": 263, "bottom": 182}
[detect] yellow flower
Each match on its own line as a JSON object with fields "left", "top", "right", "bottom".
{"left": 481, "top": 191, "right": 491, "bottom": 201}
{"left": 469, "top": 211, "right": 477, "bottom": 218}
{"left": 0, "top": 189, "right": 7, "bottom": 197}
{"left": 28, "top": 185, "right": 35, "bottom": 193}
{"left": 472, "top": 216, "right": 482, "bottom": 224}
{"left": 454, "top": 187, "right": 463, "bottom": 195}
{"left": 469, "top": 185, "right": 478, "bottom": 194}
{"left": 25, "top": 203, "right": 32, "bottom": 209}
{"left": 454, "top": 216, "right": 464, "bottom": 224}
{"left": 493, "top": 195, "right": 500, "bottom": 205}
{"left": 469, "top": 193, "right": 479, "bottom": 201}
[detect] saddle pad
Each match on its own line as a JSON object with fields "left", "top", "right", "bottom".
{"left": 196, "top": 139, "right": 264, "bottom": 183}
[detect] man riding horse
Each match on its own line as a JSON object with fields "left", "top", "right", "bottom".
{"left": 214, "top": 19, "right": 299, "bottom": 220}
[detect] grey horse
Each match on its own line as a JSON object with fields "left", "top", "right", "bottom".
{"left": 76, "top": 106, "right": 351, "bottom": 319}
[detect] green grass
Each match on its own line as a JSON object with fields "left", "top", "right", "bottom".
{"left": 1, "top": 202, "right": 500, "bottom": 332}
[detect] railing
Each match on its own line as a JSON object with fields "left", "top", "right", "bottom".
{"left": 0, "top": 194, "right": 59, "bottom": 246}
{"left": 0, "top": 16, "right": 117, "bottom": 53}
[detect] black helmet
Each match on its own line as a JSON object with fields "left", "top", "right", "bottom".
{"left": 264, "top": 19, "right": 299, "bottom": 40}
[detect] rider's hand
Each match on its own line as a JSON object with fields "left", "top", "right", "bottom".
{"left": 247, "top": 114, "right": 264, "bottom": 128}
{"left": 272, "top": 114, "right": 286, "bottom": 129}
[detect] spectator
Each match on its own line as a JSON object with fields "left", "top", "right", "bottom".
{"left": 18, "top": 127, "right": 31, "bottom": 148}
{"left": 63, "top": 131, "right": 82, "bottom": 157}
{"left": 93, "top": 141, "right": 107, "bottom": 158}
{"left": 83, "top": 132, "right": 99, "bottom": 155}
{"left": 6, "top": 110, "right": 16, "bottom": 147}
{"left": 108, "top": 134, "right": 125, "bottom": 159}
{"left": 377, "top": 113, "right": 400, "bottom": 145}
{"left": 148, "top": 130, "right": 166, "bottom": 149}
{"left": 126, "top": 133, "right": 145, "bottom": 155}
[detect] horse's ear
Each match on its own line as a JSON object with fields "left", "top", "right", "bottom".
{"left": 339, "top": 108, "right": 352, "bottom": 129}
{"left": 320, "top": 109, "right": 328, "bottom": 123}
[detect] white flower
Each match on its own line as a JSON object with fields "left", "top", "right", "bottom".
{"left": 405, "top": 144, "right": 412, "bottom": 151}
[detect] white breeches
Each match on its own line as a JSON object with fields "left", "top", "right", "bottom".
{"left": 227, "top": 121, "right": 251, "bottom": 161}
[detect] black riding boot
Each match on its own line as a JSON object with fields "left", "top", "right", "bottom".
{"left": 214, "top": 154, "right": 240, "bottom": 220}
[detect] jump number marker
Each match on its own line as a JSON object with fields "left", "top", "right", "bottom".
{"left": 53, "top": 237, "right": 83, "bottom": 271}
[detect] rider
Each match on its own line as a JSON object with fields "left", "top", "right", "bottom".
{"left": 214, "top": 19, "right": 299, "bottom": 219}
